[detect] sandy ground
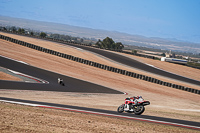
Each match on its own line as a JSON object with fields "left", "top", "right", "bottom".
{"left": 1, "top": 102, "right": 199, "bottom": 133}
{"left": 0, "top": 32, "right": 200, "bottom": 132}
{"left": 0, "top": 72, "right": 22, "bottom": 81}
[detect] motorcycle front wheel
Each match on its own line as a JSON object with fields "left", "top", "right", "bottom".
{"left": 134, "top": 105, "right": 145, "bottom": 115}
{"left": 117, "top": 105, "right": 124, "bottom": 113}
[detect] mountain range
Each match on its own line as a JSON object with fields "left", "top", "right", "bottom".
{"left": 0, "top": 15, "right": 199, "bottom": 54}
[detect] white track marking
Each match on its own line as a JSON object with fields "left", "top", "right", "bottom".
{"left": 7, "top": 69, "right": 49, "bottom": 84}
{"left": 0, "top": 100, "right": 43, "bottom": 107}
{"left": 0, "top": 55, "right": 28, "bottom": 64}
{"left": 145, "top": 63, "right": 161, "bottom": 69}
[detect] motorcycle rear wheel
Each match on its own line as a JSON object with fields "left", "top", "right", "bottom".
{"left": 117, "top": 105, "right": 124, "bottom": 113}
{"left": 134, "top": 105, "right": 145, "bottom": 115}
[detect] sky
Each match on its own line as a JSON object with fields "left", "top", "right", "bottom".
{"left": 0, "top": 0, "right": 200, "bottom": 43}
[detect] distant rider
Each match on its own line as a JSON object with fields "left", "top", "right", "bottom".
{"left": 58, "top": 78, "right": 63, "bottom": 85}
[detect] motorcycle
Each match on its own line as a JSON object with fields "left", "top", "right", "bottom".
{"left": 117, "top": 96, "right": 150, "bottom": 115}
{"left": 58, "top": 78, "right": 65, "bottom": 86}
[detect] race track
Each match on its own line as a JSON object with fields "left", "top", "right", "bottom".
{"left": 0, "top": 39, "right": 200, "bottom": 130}
{"left": 0, "top": 97, "right": 199, "bottom": 130}
{"left": 61, "top": 42, "right": 200, "bottom": 86}
{"left": 0, "top": 56, "right": 122, "bottom": 94}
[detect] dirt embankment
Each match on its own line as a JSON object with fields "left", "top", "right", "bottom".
{"left": 0, "top": 102, "right": 198, "bottom": 133}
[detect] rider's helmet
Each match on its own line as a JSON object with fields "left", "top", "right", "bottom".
{"left": 134, "top": 96, "right": 141, "bottom": 99}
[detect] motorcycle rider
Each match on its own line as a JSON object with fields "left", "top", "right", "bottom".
{"left": 117, "top": 95, "right": 150, "bottom": 115}
{"left": 124, "top": 96, "right": 140, "bottom": 111}
{"left": 58, "top": 78, "right": 63, "bottom": 85}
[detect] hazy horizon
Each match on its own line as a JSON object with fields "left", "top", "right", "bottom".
{"left": 1, "top": 15, "right": 200, "bottom": 54}
{"left": 0, "top": 0, "right": 200, "bottom": 44}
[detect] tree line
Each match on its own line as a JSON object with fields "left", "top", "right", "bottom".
{"left": 0, "top": 26, "right": 95, "bottom": 44}
{"left": 95, "top": 37, "right": 124, "bottom": 50}
{"left": 1, "top": 26, "right": 125, "bottom": 51}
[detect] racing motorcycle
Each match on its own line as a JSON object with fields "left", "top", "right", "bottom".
{"left": 58, "top": 78, "right": 65, "bottom": 86}
{"left": 117, "top": 96, "right": 150, "bottom": 115}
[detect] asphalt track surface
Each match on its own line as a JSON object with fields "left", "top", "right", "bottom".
{"left": 0, "top": 97, "right": 199, "bottom": 130}
{"left": 61, "top": 42, "right": 200, "bottom": 86}
{"left": 0, "top": 56, "right": 122, "bottom": 94}
{"left": 0, "top": 48, "right": 199, "bottom": 130}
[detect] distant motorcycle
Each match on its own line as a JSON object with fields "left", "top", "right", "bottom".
{"left": 117, "top": 96, "right": 150, "bottom": 115}
{"left": 58, "top": 78, "right": 65, "bottom": 86}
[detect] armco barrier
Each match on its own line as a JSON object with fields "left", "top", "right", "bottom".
{"left": 144, "top": 76, "right": 149, "bottom": 81}
{"left": 84, "top": 60, "right": 88, "bottom": 65}
{"left": 0, "top": 33, "right": 199, "bottom": 95}
{"left": 168, "top": 83, "right": 172, "bottom": 87}
{"left": 87, "top": 61, "right": 91, "bottom": 65}
{"left": 180, "top": 85, "right": 184, "bottom": 90}
{"left": 114, "top": 68, "right": 118, "bottom": 73}
{"left": 187, "top": 88, "right": 191, "bottom": 92}
{"left": 172, "top": 84, "right": 176, "bottom": 88}
{"left": 184, "top": 86, "right": 188, "bottom": 91}
{"left": 147, "top": 77, "right": 151, "bottom": 82}
{"left": 116, "top": 69, "right": 120, "bottom": 73}
{"left": 90, "top": 61, "right": 94, "bottom": 66}
{"left": 175, "top": 84, "right": 178, "bottom": 89}
{"left": 69, "top": 56, "right": 74, "bottom": 60}
{"left": 106, "top": 66, "right": 111, "bottom": 71}
{"left": 126, "top": 71, "right": 131, "bottom": 76}
{"left": 151, "top": 78, "right": 155, "bottom": 82}
{"left": 153, "top": 79, "right": 157, "bottom": 83}
{"left": 35, "top": 46, "right": 39, "bottom": 50}
{"left": 178, "top": 85, "right": 182, "bottom": 90}
{"left": 121, "top": 70, "right": 125, "bottom": 75}
{"left": 193, "top": 89, "right": 197, "bottom": 94}
{"left": 155, "top": 79, "right": 159, "bottom": 83}
{"left": 96, "top": 63, "right": 101, "bottom": 68}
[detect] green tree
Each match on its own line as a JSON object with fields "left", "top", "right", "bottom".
{"left": 3, "top": 27, "right": 7, "bottom": 31}
{"left": 40, "top": 32, "right": 47, "bottom": 38}
{"left": 161, "top": 53, "right": 166, "bottom": 57}
{"left": 95, "top": 37, "right": 124, "bottom": 50}
{"left": 132, "top": 50, "right": 137, "bottom": 54}
{"left": 115, "top": 42, "right": 124, "bottom": 50}
{"left": 102, "top": 37, "right": 115, "bottom": 49}
{"left": 30, "top": 32, "right": 34, "bottom": 36}
{"left": 18, "top": 28, "right": 25, "bottom": 34}
{"left": 18, "top": 28, "right": 22, "bottom": 33}
{"left": 95, "top": 39, "right": 103, "bottom": 48}
{"left": 10, "top": 26, "right": 17, "bottom": 32}
{"left": 21, "top": 28, "right": 25, "bottom": 33}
